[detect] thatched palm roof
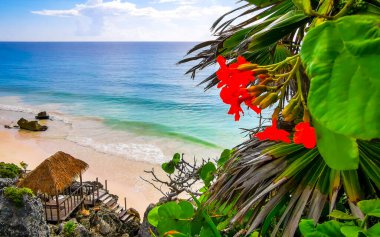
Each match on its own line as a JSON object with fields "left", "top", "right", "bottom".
{"left": 18, "top": 151, "right": 88, "bottom": 195}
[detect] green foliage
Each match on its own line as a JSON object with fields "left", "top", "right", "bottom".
{"left": 314, "top": 121, "right": 359, "bottom": 170}
{"left": 357, "top": 199, "right": 380, "bottom": 218}
{"left": 0, "top": 162, "right": 22, "bottom": 178}
{"left": 199, "top": 162, "right": 216, "bottom": 186}
{"left": 300, "top": 199, "right": 380, "bottom": 237}
{"left": 3, "top": 186, "right": 34, "bottom": 207}
{"left": 148, "top": 200, "right": 221, "bottom": 237}
{"left": 217, "top": 149, "right": 231, "bottom": 167}
{"left": 63, "top": 220, "right": 77, "bottom": 237}
{"left": 161, "top": 153, "right": 182, "bottom": 174}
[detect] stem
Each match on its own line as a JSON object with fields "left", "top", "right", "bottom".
{"left": 190, "top": 194, "right": 222, "bottom": 237}
{"left": 360, "top": 215, "right": 368, "bottom": 229}
{"left": 333, "top": 0, "right": 354, "bottom": 19}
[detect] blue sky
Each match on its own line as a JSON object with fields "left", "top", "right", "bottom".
{"left": 0, "top": 0, "right": 238, "bottom": 41}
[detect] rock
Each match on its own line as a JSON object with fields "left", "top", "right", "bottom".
{"left": 74, "top": 223, "right": 90, "bottom": 237}
{"left": 17, "top": 118, "right": 48, "bottom": 131}
{"left": 0, "top": 178, "right": 17, "bottom": 189}
{"left": 35, "top": 111, "right": 50, "bottom": 120}
{"left": 138, "top": 203, "right": 158, "bottom": 237}
{"left": 98, "top": 219, "right": 113, "bottom": 235}
{"left": 4, "top": 125, "right": 11, "bottom": 129}
{"left": 121, "top": 234, "right": 130, "bottom": 237}
{"left": 0, "top": 194, "right": 50, "bottom": 237}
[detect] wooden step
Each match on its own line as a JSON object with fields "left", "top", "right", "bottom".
{"left": 99, "top": 194, "right": 110, "bottom": 202}
{"left": 118, "top": 210, "right": 127, "bottom": 218}
{"left": 106, "top": 199, "right": 116, "bottom": 207}
{"left": 121, "top": 213, "right": 131, "bottom": 222}
{"left": 115, "top": 206, "right": 123, "bottom": 214}
{"left": 102, "top": 196, "right": 113, "bottom": 204}
{"left": 110, "top": 202, "right": 119, "bottom": 211}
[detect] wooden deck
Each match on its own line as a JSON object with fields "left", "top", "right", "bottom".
{"left": 44, "top": 196, "right": 84, "bottom": 222}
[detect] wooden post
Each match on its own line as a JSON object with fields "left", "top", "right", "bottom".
{"left": 80, "top": 172, "right": 84, "bottom": 209}
{"left": 124, "top": 197, "right": 127, "bottom": 210}
{"left": 96, "top": 177, "right": 99, "bottom": 199}
{"left": 105, "top": 180, "right": 108, "bottom": 192}
{"left": 56, "top": 191, "right": 60, "bottom": 223}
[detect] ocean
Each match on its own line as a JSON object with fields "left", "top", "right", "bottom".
{"left": 0, "top": 42, "right": 259, "bottom": 163}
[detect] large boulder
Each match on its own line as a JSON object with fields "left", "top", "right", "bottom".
{"left": 0, "top": 194, "right": 50, "bottom": 237}
{"left": 35, "top": 111, "right": 50, "bottom": 120}
{"left": 17, "top": 118, "right": 48, "bottom": 131}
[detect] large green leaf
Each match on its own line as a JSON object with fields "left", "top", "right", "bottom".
{"left": 301, "top": 15, "right": 380, "bottom": 140}
{"left": 340, "top": 226, "right": 362, "bottom": 237}
{"left": 314, "top": 122, "right": 359, "bottom": 170}
{"left": 162, "top": 161, "right": 175, "bottom": 174}
{"left": 367, "top": 223, "right": 380, "bottom": 237}
{"left": 156, "top": 201, "right": 194, "bottom": 234}
{"left": 357, "top": 199, "right": 380, "bottom": 217}
{"left": 147, "top": 206, "right": 160, "bottom": 227}
{"left": 217, "top": 149, "right": 231, "bottom": 167}
{"left": 329, "top": 210, "right": 358, "bottom": 220}
{"left": 299, "top": 219, "right": 344, "bottom": 236}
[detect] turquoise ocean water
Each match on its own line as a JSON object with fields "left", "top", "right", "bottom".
{"left": 0, "top": 42, "right": 259, "bottom": 150}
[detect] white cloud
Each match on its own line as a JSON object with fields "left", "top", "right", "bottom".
{"left": 31, "top": 0, "right": 231, "bottom": 41}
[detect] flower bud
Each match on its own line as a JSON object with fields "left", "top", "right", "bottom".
{"left": 237, "top": 63, "right": 258, "bottom": 71}
{"left": 284, "top": 104, "right": 301, "bottom": 122}
{"left": 281, "top": 99, "right": 298, "bottom": 118}
{"left": 247, "top": 85, "right": 267, "bottom": 93}
{"left": 252, "top": 68, "right": 268, "bottom": 75}
{"left": 259, "top": 93, "right": 278, "bottom": 109}
{"left": 258, "top": 74, "right": 269, "bottom": 80}
{"left": 252, "top": 93, "right": 268, "bottom": 106}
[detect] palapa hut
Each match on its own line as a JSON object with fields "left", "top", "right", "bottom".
{"left": 18, "top": 151, "right": 90, "bottom": 222}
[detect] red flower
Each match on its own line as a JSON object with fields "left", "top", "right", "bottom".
{"left": 255, "top": 119, "right": 291, "bottom": 143}
{"left": 293, "top": 122, "right": 317, "bottom": 149}
{"left": 216, "top": 56, "right": 261, "bottom": 121}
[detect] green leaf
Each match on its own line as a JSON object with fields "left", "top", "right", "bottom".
{"left": 357, "top": 199, "right": 380, "bottom": 217}
{"left": 178, "top": 201, "right": 195, "bottom": 219}
{"left": 172, "top": 153, "right": 181, "bottom": 165}
{"left": 329, "top": 210, "right": 358, "bottom": 220}
{"left": 200, "top": 162, "right": 217, "bottom": 186}
{"left": 217, "top": 149, "right": 231, "bottom": 167}
{"left": 340, "top": 226, "right": 362, "bottom": 237}
{"left": 366, "top": 223, "right": 380, "bottom": 237}
{"left": 292, "top": 0, "right": 312, "bottom": 14}
{"left": 301, "top": 15, "right": 380, "bottom": 140}
{"left": 162, "top": 161, "right": 175, "bottom": 174}
{"left": 147, "top": 206, "right": 160, "bottom": 227}
{"left": 314, "top": 122, "right": 359, "bottom": 170}
{"left": 200, "top": 225, "right": 216, "bottom": 237}
{"left": 299, "top": 219, "right": 344, "bottom": 236}
{"left": 249, "top": 10, "right": 309, "bottom": 50}
{"left": 157, "top": 202, "right": 192, "bottom": 235}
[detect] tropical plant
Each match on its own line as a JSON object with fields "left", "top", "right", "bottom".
{"left": 3, "top": 186, "right": 34, "bottom": 207}
{"left": 63, "top": 220, "right": 77, "bottom": 237}
{"left": 177, "top": 0, "right": 380, "bottom": 236}
{"left": 0, "top": 162, "right": 22, "bottom": 178}
{"left": 299, "top": 199, "right": 380, "bottom": 236}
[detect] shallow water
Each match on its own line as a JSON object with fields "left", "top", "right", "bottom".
{"left": 0, "top": 42, "right": 259, "bottom": 161}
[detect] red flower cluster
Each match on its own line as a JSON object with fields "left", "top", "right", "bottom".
{"left": 255, "top": 120, "right": 317, "bottom": 149}
{"left": 255, "top": 119, "right": 291, "bottom": 143}
{"left": 216, "top": 56, "right": 261, "bottom": 121}
{"left": 293, "top": 122, "right": 317, "bottom": 149}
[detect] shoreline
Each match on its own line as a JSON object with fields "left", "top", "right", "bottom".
{"left": 0, "top": 128, "right": 164, "bottom": 215}
{"left": 0, "top": 96, "right": 223, "bottom": 214}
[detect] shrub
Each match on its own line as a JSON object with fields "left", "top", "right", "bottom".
{"left": 0, "top": 162, "right": 22, "bottom": 178}
{"left": 63, "top": 220, "right": 77, "bottom": 237}
{"left": 3, "top": 186, "right": 34, "bottom": 207}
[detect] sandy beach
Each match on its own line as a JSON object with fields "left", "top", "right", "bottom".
{"left": 0, "top": 127, "right": 165, "bottom": 215}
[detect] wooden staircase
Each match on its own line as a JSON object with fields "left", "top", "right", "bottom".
{"left": 87, "top": 187, "right": 135, "bottom": 223}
